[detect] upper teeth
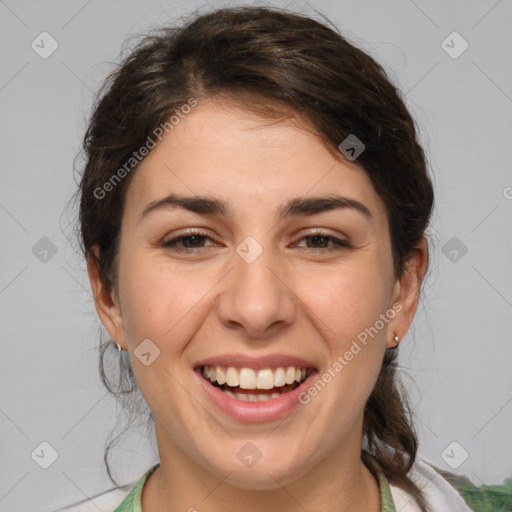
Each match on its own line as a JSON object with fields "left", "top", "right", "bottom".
{"left": 202, "top": 366, "right": 308, "bottom": 390}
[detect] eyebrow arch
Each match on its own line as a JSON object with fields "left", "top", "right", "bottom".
{"left": 139, "top": 193, "right": 373, "bottom": 224}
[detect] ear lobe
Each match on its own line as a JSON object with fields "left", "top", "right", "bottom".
{"left": 87, "top": 244, "right": 125, "bottom": 348}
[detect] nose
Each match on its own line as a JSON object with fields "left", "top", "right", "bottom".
{"left": 216, "top": 240, "right": 297, "bottom": 339}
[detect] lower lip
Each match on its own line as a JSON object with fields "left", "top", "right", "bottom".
{"left": 194, "top": 368, "right": 317, "bottom": 423}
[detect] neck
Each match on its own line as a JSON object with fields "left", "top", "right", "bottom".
{"left": 142, "top": 421, "right": 381, "bottom": 512}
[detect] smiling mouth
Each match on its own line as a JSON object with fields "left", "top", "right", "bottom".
{"left": 199, "top": 365, "right": 314, "bottom": 402}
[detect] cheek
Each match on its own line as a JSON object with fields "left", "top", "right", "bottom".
{"left": 118, "top": 259, "right": 215, "bottom": 417}
{"left": 311, "top": 264, "right": 390, "bottom": 397}
{"left": 118, "top": 255, "right": 217, "bottom": 347}
{"left": 299, "top": 262, "right": 390, "bottom": 406}
{"left": 304, "top": 260, "right": 391, "bottom": 344}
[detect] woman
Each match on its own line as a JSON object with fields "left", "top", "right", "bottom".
{"left": 67, "top": 5, "right": 488, "bottom": 512}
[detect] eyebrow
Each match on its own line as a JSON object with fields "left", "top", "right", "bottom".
{"left": 139, "top": 193, "right": 373, "bottom": 224}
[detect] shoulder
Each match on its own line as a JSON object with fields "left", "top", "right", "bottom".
{"left": 51, "top": 484, "right": 134, "bottom": 512}
{"left": 388, "top": 458, "right": 474, "bottom": 511}
{"left": 52, "top": 464, "right": 159, "bottom": 512}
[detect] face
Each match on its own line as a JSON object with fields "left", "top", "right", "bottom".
{"left": 89, "top": 98, "right": 424, "bottom": 491}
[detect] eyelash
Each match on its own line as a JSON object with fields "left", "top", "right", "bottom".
{"left": 161, "top": 229, "right": 352, "bottom": 254}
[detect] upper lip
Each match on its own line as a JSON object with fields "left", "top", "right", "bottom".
{"left": 194, "top": 354, "right": 317, "bottom": 370}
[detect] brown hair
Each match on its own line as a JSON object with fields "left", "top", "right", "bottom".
{"left": 73, "top": 6, "right": 434, "bottom": 510}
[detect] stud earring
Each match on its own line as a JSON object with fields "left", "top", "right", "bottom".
{"left": 388, "top": 335, "right": 400, "bottom": 349}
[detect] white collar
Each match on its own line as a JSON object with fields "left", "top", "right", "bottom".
{"left": 389, "top": 458, "right": 472, "bottom": 511}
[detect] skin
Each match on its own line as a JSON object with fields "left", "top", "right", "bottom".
{"left": 88, "top": 97, "right": 428, "bottom": 512}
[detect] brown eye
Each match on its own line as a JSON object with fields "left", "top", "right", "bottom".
{"left": 295, "top": 231, "right": 351, "bottom": 252}
{"left": 161, "top": 231, "right": 215, "bottom": 252}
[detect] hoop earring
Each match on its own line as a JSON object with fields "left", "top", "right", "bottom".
{"left": 113, "top": 340, "right": 122, "bottom": 352}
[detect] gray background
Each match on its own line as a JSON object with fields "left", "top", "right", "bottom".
{"left": 0, "top": 0, "right": 511, "bottom": 510}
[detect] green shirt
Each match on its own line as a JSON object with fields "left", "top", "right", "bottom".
{"left": 113, "top": 462, "right": 512, "bottom": 512}
{"left": 113, "top": 464, "right": 398, "bottom": 512}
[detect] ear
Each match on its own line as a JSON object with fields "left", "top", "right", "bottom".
{"left": 87, "top": 244, "right": 127, "bottom": 350}
{"left": 387, "top": 237, "right": 429, "bottom": 348}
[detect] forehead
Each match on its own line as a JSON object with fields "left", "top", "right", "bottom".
{"left": 123, "top": 99, "right": 388, "bottom": 230}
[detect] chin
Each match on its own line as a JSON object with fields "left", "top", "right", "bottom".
{"left": 199, "top": 448, "right": 313, "bottom": 491}
{"left": 223, "top": 466, "right": 302, "bottom": 491}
